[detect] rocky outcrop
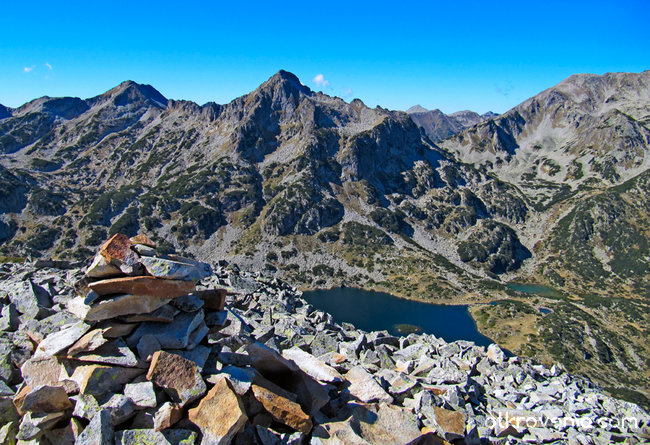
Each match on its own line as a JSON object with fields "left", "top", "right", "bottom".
{"left": 0, "top": 236, "right": 648, "bottom": 444}
{"left": 406, "top": 106, "right": 497, "bottom": 142}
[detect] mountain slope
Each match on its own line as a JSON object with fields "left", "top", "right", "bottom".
{"left": 1, "top": 70, "right": 649, "bottom": 401}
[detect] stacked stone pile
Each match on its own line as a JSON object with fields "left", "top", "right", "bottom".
{"left": 0, "top": 234, "right": 648, "bottom": 444}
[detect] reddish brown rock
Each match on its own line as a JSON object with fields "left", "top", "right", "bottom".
{"left": 88, "top": 276, "right": 195, "bottom": 298}
{"left": 188, "top": 377, "right": 247, "bottom": 444}
{"left": 251, "top": 384, "right": 313, "bottom": 434}
{"left": 99, "top": 321, "right": 138, "bottom": 338}
{"left": 13, "top": 385, "right": 32, "bottom": 415}
{"left": 431, "top": 407, "right": 466, "bottom": 441}
{"left": 130, "top": 234, "right": 156, "bottom": 247}
{"left": 99, "top": 234, "right": 134, "bottom": 264}
{"left": 146, "top": 351, "right": 206, "bottom": 407}
{"left": 193, "top": 289, "right": 227, "bottom": 311}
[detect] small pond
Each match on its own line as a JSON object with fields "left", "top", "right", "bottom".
{"left": 302, "top": 287, "right": 494, "bottom": 348}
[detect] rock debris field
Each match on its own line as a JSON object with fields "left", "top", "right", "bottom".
{"left": 0, "top": 234, "right": 648, "bottom": 444}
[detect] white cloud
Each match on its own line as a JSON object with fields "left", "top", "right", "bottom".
{"left": 313, "top": 74, "right": 330, "bottom": 88}
{"left": 45, "top": 62, "right": 52, "bottom": 70}
{"left": 344, "top": 88, "right": 353, "bottom": 97}
{"left": 24, "top": 66, "right": 34, "bottom": 73}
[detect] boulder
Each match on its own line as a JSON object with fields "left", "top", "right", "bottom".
{"left": 146, "top": 351, "right": 206, "bottom": 407}
{"left": 188, "top": 377, "right": 248, "bottom": 444}
{"left": 345, "top": 366, "right": 393, "bottom": 404}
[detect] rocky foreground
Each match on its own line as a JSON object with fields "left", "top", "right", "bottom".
{"left": 0, "top": 235, "right": 648, "bottom": 444}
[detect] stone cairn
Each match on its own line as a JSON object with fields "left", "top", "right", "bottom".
{"left": 0, "top": 234, "right": 649, "bottom": 444}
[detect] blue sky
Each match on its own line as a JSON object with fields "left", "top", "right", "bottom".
{"left": 1, "top": 0, "right": 648, "bottom": 114}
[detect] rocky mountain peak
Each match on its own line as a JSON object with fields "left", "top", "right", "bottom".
{"left": 406, "top": 105, "right": 429, "bottom": 114}
{"left": 88, "top": 80, "right": 168, "bottom": 109}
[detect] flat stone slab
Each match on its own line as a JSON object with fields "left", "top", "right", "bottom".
{"left": 128, "top": 309, "right": 204, "bottom": 350}
{"left": 68, "top": 294, "right": 174, "bottom": 322}
{"left": 283, "top": 347, "right": 343, "bottom": 383}
{"left": 34, "top": 322, "right": 90, "bottom": 358}
{"left": 146, "top": 351, "right": 206, "bottom": 407}
{"left": 188, "top": 376, "right": 247, "bottom": 444}
{"left": 124, "top": 381, "right": 157, "bottom": 408}
{"left": 251, "top": 383, "right": 313, "bottom": 433}
{"left": 345, "top": 366, "right": 393, "bottom": 404}
{"left": 20, "top": 385, "right": 72, "bottom": 413}
{"left": 73, "top": 338, "right": 139, "bottom": 367}
{"left": 88, "top": 276, "right": 195, "bottom": 298}
{"left": 140, "top": 256, "right": 212, "bottom": 282}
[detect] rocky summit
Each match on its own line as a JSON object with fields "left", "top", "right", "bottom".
{"left": 0, "top": 69, "right": 649, "bottom": 413}
{"left": 0, "top": 234, "right": 649, "bottom": 444}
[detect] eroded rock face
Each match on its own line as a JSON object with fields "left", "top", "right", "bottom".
{"left": 0, "top": 239, "right": 648, "bottom": 445}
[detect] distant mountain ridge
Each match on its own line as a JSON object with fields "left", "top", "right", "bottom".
{"left": 1, "top": 70, "right": 649, "bottom": 402}
{"left": 406, "top": 105, "right": 498, "bottom": 142}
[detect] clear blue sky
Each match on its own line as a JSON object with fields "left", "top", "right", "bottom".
{"left": 1, "top": 0, "right": 648, "bottom": 114}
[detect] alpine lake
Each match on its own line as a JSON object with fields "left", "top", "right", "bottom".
{"left": 302, "top": 287, "right": 494, "bottom": 348}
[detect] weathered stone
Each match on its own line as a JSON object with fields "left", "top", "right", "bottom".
{"left": 100, "top": 321, "right": 138, "bottom": 338}
{"left": 99, "top": 234, "right": 135, "bottom": 265}
{"left": 167, "top": 345, "right": 210, "bottom": 372}
{"left": 146, "top": 351, "right": 206, "bottom": 407}
{"left": 430, "top": 407, "right": 466, "bottom": 442}
{"left": 102, "top": 394, "right": 136, "bottom": 425}
{"left": 0, "top": 303, "right": 20, "bottom": 332}
{"left": 67, "top": 329, "right": 108, "bottom": 356}
{"left": 345, "top": 366, "right": 393, "bottom": 404}
{"left": 354, "top": 403, "right": 421, "bottom": 445}
{"left": 116, "top": 429, "right": 197, "bottom": 445}
{"left": 140, "top": 256, "right": 212, "bottom": 282}
{"left": 282, "top": 347, "right": 343, "bottom": 383}
{"left": 137, "top": 335, "right": 161, "bottom": 362}
{"left": 86, "top": 253, "right": 122, "bottom": 279}
{"left": 21, "top": 385, "right": 72, "bottom": 413}
{"left": 487, "top": 344, "right": 506, "bottom": 364}
{"left": 88, "top": 276, "right": 195, "bottom": 298}
{"left": 33, "top": 322, "right": 90, "bottom": 358}
{"left": 171, "top": 293, "right": 204, "bottom": 312}
{"left": 75, "top": 409, "right": 114, "bottom": 445}
{"left": 186, "top": 321, "right": 209, "bottom": 350}
{"left": 16, "top": 410, "right": 66, "bottom": 441}
{"left": 129, "top": 309, "right": 204, "bottom": 349}
{"left": 68, "top": 293, "right": 175, "bottom": 322}
{"left": 193, "top": 289, "right": 227, "bottom": 311}
{"left": 205, "top": 310, "right": 228, "bottom": 327}
{"left": 188, "top": 377, "right": 248, "bottom": 445}
{"left": 251, "top": 384, "right": 313, "bottom": 434}
{"left": 124, "top": 381, "right": 157, "bottom": 408}
{"left": 13, "top": 384, "right": 32, "bottom": 415}
{"left": 154, "top": 401, "right": 183, "bottom": 431}
{"left": 130, "top": 234, "right": 156, "bottom": 247}
{"left": 21, "top": 356, "right": 62, "bottom": 388}
{"left": 43, "top": 420, "right": 78, "bottom": 445}
{"left": 7, "top": 280, "right": 51, "bottom": 319}
{"left": 71, "top": 393, "right": 101, "bottom": 420}
{"left": 70, "top": 365, "right": 143, "bottom": 399}
{"left": 74, "top": 338, "right": 139, "bottom": 367}
{"left": 123, "top": 304, "right": 179, "bottom": 322}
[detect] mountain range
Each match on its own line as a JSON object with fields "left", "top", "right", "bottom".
{"left": 1, "top": 69, "right": 649, "bottom": 404}
{"left": 405, "top": 106, "right": 498, "bottom": 142}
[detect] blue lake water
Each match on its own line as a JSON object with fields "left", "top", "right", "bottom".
{"left": 302, "top": 287, "right": 494, "bottom": 348}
